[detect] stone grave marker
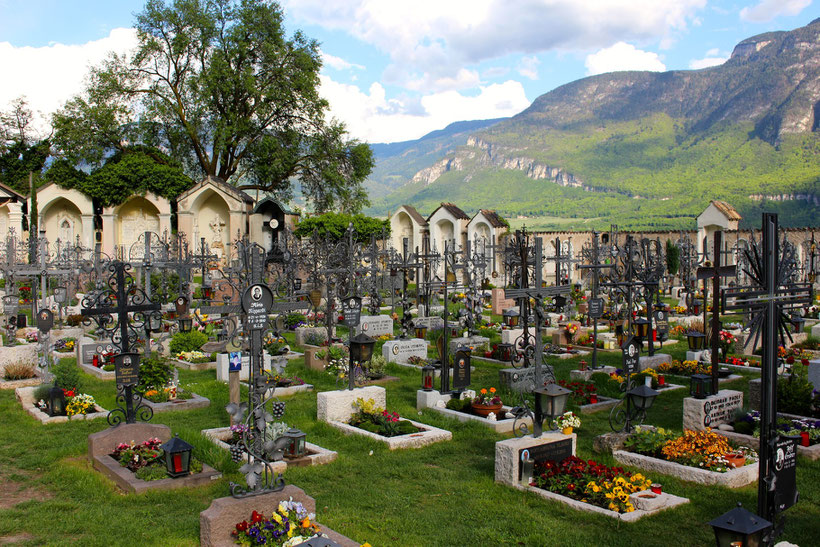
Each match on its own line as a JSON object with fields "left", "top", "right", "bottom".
{"left": 413, "top": 316, "right": 444, "bottom": 331}
{"left": 382, "top": 338, "right": 427, "bottom": 363}
{"left": 358, "top": 314, "right": 393, "bottom": 337}
{"left": 682, "top": 389, "right": 743, "bottom": 431}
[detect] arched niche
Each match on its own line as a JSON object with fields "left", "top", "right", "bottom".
{"left": 191, "top": 189, "right": 231, "bottom": 261}
{"left": 392, "top": 211, "right": 415, "bottom": 252}
{"left": 115, "top": 197, "right": 160, "bottom": 253}
{"left": 41, "top": 197, "right": 83, "bottom": 248}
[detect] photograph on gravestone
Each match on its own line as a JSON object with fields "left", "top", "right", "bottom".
{"left": 229, "top": 351, "right": 242, "bottom": 372}
{"left": 654, "top": 308, "right": 669, "bottom": 339}
{"left": 37, "top": 309, "right": 54, "bottom": 333}
{"left": 622, "top": 337, "right": 640, "bottom": 374}
{"left": 242, "top": 284, "right": 273, "bottom": 331}
{"left": 518, "top": 439, "right": 573, "bottom": 480}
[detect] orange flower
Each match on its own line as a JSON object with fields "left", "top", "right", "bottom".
{"left": 489, "top": 387, "right": 496, "bottom": 394}
{"left": 480, "top": 388, "right": 487, "bottom": 395}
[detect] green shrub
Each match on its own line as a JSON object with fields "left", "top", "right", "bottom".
{"left": 169, "top": 330, "right": 208, "bottom": 354}
{"left": 52, "top": 360, "right": 82, "bottom": 392}
{"left": 285, "top": 313, "right": 306, "bottom": 329}
{"left": 33, "top": 384, "right": 51, "bottom": 401}
{"left": 445, "top": 397, "right": 472, "bottom": 412}
{"left": 623, "top": 427, "right": 677, "bottom": 458}
{"left": 778, "top": 365, "right": 815, "bottom": 416}
{"left": 136, "top": 356, "right": 173, "bottom": 394}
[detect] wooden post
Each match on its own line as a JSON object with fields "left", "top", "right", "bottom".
{"left": 229, "top": 371, "right": 240, "bottom": 426}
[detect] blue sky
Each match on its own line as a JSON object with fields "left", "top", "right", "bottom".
{"left": 0, "top": 0, "right": 817, "bottom": 143}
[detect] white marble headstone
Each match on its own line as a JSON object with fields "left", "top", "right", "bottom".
{"left": 358, "top": 315, "right": 393, "bottom": 337}
{"left": 382, "top": 338, "right": 428, "bottom": 363}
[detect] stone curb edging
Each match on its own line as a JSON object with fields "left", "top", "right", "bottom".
{"left": 15, "top": 386, "right": 108, "bottom": 424}
{"left": 327, "top": 419, "right": 452, "bottom": 450}
{"left": 143, "top": 392, "right": 211, "bottom": 413}
{"left": 715, "top": 429, "right": 820, "bottom": 461}
{"left": 613, "top": 450, "right": 758, "bottom": 487}
{"left": 201, "top": 426, "right": 337, "bottom": 468}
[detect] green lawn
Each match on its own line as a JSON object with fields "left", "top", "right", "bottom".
{"left": 0, "top": 331, "right": 818, "bottom": 546}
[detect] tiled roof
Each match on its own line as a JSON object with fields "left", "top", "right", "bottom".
{"left": 711, "top": 200, "right": 741, "bottom": 221}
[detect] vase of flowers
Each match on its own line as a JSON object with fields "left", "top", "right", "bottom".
{"left": 555, "top": 411, "right": 580, "bottom": 435}
{"left": 565, "top": 323, "right": 578, "bottom": 344}
{"left": 472, "top": 387, "right": 503, "bottom": 417}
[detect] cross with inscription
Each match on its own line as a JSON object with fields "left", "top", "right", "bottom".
{"left": 504, "top": 234, "right": 571, "bottom": 437}
{"left": 386, "top": 238, "right": 423, "bottom": 338}
{"left": 696, "top": 230, "right": 736, "bottom": 394}
{"left": 81, "top": 261, "right": 161, "bottom": 424}
{"left": 414, "top": 233, "right": 441, "bottom": 312}
{"left": 546, "top": 237, "right": 581, "bottom": 314}
{"left": 426, "top": 239, "right": 464, "bottom": 394}
{"left": 722, "top": 213, "right": 813, "bottom": 531}
{"left": 578, "top": 231, "right": 614, "bottom": 368}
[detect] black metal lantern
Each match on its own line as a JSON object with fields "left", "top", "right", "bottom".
{"left": 48, "top": 386, "right": 66, "bottom": 417}
{"left": 178, "top": 317, "right": 193, "bottom": 332}
{"left": 16, "top": 313, "right": 26, "bottom": 328}
{"left": 690, "top": 373, "right": 712, "bottom": 399}
{"left": 535, "top": 382, "right": 572, "bottom": 423}
{"left": 708, "top": 503, "right": 771, "bottom": 547}
{"left": 687, "top": 332, "right": 706, "bottom": 350}
{"left": 503, "top": 308, "right": 520, "bottom": 328}
{"left": 149, "top": 313, "right": 163, "bottom": 333}
{"left": 283, "top": 428, "right": 307, "bottom": 459}
{"left": 496, "top": 342, "right": 514, "bottom": 363}
{"left": 421, "top": 364, "right": 435, "bottom": 391}
{"left": 627, "top": 384, "right": 659, "bottom": 412}
{"left": 349, "top": 332, "right": 376, "bottom": 363}
{"left": 160, "top": 434, "right": 194, "bottom": 478}
{"left": 415, "top": 325, "right": 428, "bottom": 340}
{"left": 791, "top": 314, "right": 805, "bottom": 334}
{"left": 633, "top": 318, "right": 651, "bottom": 339}
{"left": 201, "top": 284, "right": 213, "bottom": 300}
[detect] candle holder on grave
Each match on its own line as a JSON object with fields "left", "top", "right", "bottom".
{"left": 421, "top": 364, "right": 435, "bottom": 391}
{"left": 687, "top": 332, "right": 706, "bottom": 350}
{"left": 690, "top": 373, "right": 711, "bottom": 399}
{"left": 496, "top": 342, "right": 513, "bottom": 363}
{"left": 160, "top": 434, "right": 193, "bottom": 478}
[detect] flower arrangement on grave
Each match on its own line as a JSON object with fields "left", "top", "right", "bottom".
{"left": 734, "top": 411, "right": 820, "bottom": 446}
{"left": 672, "top": 306, "right": 687, "bottom": 315}
{"left": 18, "top": 285, "right": 31, "bottom": 301}
{"left": 349, "top": 398, "right": 419, "bottom": 437}
{"left": 112, "top": 437, "right": 203, "bottom": 481}
{"left": 317, "top": 345, "right": 348, "bottom": 378}
{"left": 558, "top": 380, "right": 598, "bottom": 405}
{"left": 724, "top": 356, "right": 760, "bottom": 368}
{"left": 624, "top": 427, "right": 757, "bottom": 472}
{"left": 565, "top": 323, "right": 578, "bottom": 343}
{"left": 284, "top": 312, "right": 307, "bottom": 330}
{"left": 365, "top": 353, "right": 387, "bottom": 379}
{"left": 473, "top": 387, "right": 502, "bottom": 406}
{"left": 376, "top": 333, "right": 394, "bottom": 342}
{"left": 25, "top": 331, "right": 38, "bottom": 343}
{"left": 303, "top": 331, "right": 325, "bottom": 346}
{"left": 554, "top": 411, "right": 580, "bottom": 431}
{"left": 135, "top": 355, "right": 174, "bottom": 395}
{"left": 531, "top": 455, "right": 652, "bottom": 513}
{"left": 262, "top": 371, "right": 306, "bottom": 387}
{"left": 175, "top": 350, "right": 216, "bottom": 363}
{"left": 777, "top": 363, "right": 819, "bottom": 417}
{"left": 54, "top": 338, "right": 76, "bottom": 352}
{"left": 143, "top": 383, "right": 196, "bottom": 403}
{"left": 718, "top": 330, "right": 737, "bottom": 357}
{"left": 65, "top": 393, "right": 97, "bottom": 416}
{"left": 407, "top": 355, "right": 427, "bottom": 366}
{"left": 656, "top": 359, "right": 710, "bottom": 376}
{"left": 232, "top": 500, "right": 325, "bottom": 546}
{"left": 263, "top": 334, "right": 290, "bottom": 356}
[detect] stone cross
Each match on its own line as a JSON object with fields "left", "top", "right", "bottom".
{"left": 722, "top": 213, "right": 813, "bottom": 528}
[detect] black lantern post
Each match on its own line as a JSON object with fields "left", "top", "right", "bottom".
{"left": 534, "top": 383, "right": 572, "bottom": 433}
{"left": 626, "top": 384, "right": 659, "bottom": 414}
{"left": 47, "top": 386, "right": 66, "bottom": 417}
{"left": 160, "top": 434, "right": 193, "bottom": 478}
{"left": 178, "top": 317, "right": 193, "bottom": 332}
{"left": 421, "top": 364, "right": 435, "bottom": 391}
{"left": 690, "top": 373, "right": 712, "bottom": 399}
{"left": 503, "top": 308, "right": 520, "bottom": 328}
{"left": 687, "top": 331, "right": 706, "bottom": 350}
{"left": 283, "top": 428, "right": 307, "bottom": 459}
{"left": 708, "top": 503, "right": 771, "bottom": 547}
{"left": 349, "top": 332, "right": 376, "bottom": 390}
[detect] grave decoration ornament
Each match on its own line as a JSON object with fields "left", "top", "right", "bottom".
{"left": 721, "top": 213, "right": 812, "bottom": 539}
{"left": 608, "top": 335, "right": 658, "bottom": 432}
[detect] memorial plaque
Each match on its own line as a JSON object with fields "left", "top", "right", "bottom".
{"left": 773, "top": 435, "right": 799, "bottom": 513}
{"left": 654, "top": 309, "right": 669, "bottom": 339}
{"left": 54, "top": 286, "right": 67, "bottom": 304}
{"left": 622, "top": 336, "right": 640, "bottom": 374}
{"left": 341, "top": 296, "right": 362, "bottom": 328}
{"left": 37, "top": 309, "right": 54, "bottom": 333}
{"left": 81, "top": 344, "right": 97, "bottom": 364}
{"left": 175, "top": 296, "right": 188, "bottom": 316}
{"left": 115, "top": 352, "right": 140, "bottom": 387}
{"left": 453, "top": 349, "right": 471, "bottom": 391}
{"left": 588, "top": 298, "right": 604, "bottom": 319}
{"left": 309, "top": 290, "right": 322, "bottom": 308}
{"left": 241, "top": 284, "right": 273, "bottom": 331}
{"left": 293, "top": 278, "right": 302, "bottom": 291}
{"left": 518, "top": 439, "right": 573, "bottom": 480}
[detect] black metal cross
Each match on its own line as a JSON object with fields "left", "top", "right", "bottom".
{"left": 696, "top": 230, "right": 736, "bottom": 393}
{"left": 578, "top": 231, "right": 614, "bottom": 368}
{"left": 722, "top": 213, "right": 813, "bottom": 530}
{"left": 387, "top": 238, "right": 424, "bottom": 338}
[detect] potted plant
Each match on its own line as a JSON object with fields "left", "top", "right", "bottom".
{"left": 554, "top": 411, "right": 580, "bottom": 435}
{"left": 472, "top": 387, "right": 503, "bottom": 417}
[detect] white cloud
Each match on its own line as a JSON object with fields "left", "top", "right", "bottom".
{"left": 320, "top": 50, "right": 364, "bottom": 71}
{"left": 517, "top": 56, "right": 540, "bottom": 80}
{"left": 284, "top": 0, "right": 706, "bottom": 88}
{"left": 319, "top": 76, "right": 530, "bottom": 143}
{"left": 689, "top": 56, "right": 728, "bottom": 69}
{"left": 0, "top": 28, "right": 137, "bottom": 135}
{"left": 740, "top": 0, "right": 812, "bottom": 23}
{"left": 585, "top": 42, "right": 666, "bottom": 75}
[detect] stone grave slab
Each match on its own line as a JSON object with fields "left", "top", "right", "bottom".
{"left": 200, "top": 485, "right": 358, "bottom": 547}
{"left": 201, "top": 427, "right": 335, "bottom": 468}
{"left": 215, "top": 352, "right": 272, "bottom": 382}
{"left": 80, "top": 361, "right": 116, "bottom": 380}
{"left": 638, "top": 353, "right": 671, "bottom": 371}
{"left": 413, "top": 316, "right": 444, "bottom": 331}
{"left": 686, "top": 350, "right": 708, "bottom": 362}
{"left": 169, "top": 357, "right": 217, "bottom": 371}
{"left": 88, "top": 423, "right": 221, "bottom": 494}
{"left": 495, "top": 433, "right": 576, "bottom": 487}
{"left": 15, "top": 386, "right": 108, "bottom": 424}
{"left": 613, "top": 450, "right": 757, "bottom": 488}
{"left": 501, "top": 328, "right": 523, "bottom": 345}
{"left": 317, "top": 385, "right": 386, "bottom": 422}
{"left": 382, "top": 338, "right": 427, "bottom": 363}
{"left": 0, "top": 366, "right": 44, "bottom": 390}
{"left": 448, "top": 335, "right": 489, "bottom": 354}
{"left": 143, "top": 392, "right": 210, "bottom": 413}
{"left": 808, "top": 359, "right": 820, "bottom": 390}
{"left": 415, "top": 389, "right": 532, "bottom": 433}
{"left": 570, "top": 366, "right": 616, "bottom": 382}
{"left": 498, "top": 365, "right": 554, "bottom": 392}
{"left": 682, "top": 389, "right": 743, "bottom": 431}
{"left": 295, "top": 326, "right": 335, "bottom": 346}
{"left": 812, "top": 323, "right": 820, "bottom": 338}
{"left": 491, "top": 288, "right": 515, "bottom": 315}
{"left": 329, "top": 417, "right": 452, "bottom": 450}
{"left": 358, "top": 314, "right": 393, "bottom": 337}
{"left": 0, "top": 344, "right": 36, "bottom": 369}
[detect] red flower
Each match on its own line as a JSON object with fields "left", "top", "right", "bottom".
{"left": 786, "top": 356, "right": 795, "bottom": 364}
{"left": 62, "top": 389, "right": 75, "bottom": 398}
{"left": 236, "top": 521, "right": 249, "bottom": 532}
{"left": 251, "top": 511, "right": 263, "bottom": 523}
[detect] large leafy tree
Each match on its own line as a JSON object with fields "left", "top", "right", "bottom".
{"left": 0, "top": 97, "right": 50, "bottom": 195}
{"left": 52, "top": 0, "right": 373, "bottom": 213}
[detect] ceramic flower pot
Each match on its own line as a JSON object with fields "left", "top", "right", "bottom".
{"left": 472, "top": 403, "right": 502, "bottom": 417}
{"left": 562, "top": 427, "right": 573, "bottom": 435}
{"left": 724, "top": 453, "right": 746, "bottom": 468}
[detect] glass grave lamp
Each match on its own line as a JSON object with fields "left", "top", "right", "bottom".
{"left": 414, "top": 324, "right": 428, "bottom": 340}
{"left": 496, "top": 342, "right": 514, "bottom": 363}
{"left": 421, "top": 363, "right": 435, "bottom": 391}
{"left": 48, "top": 386, "right": 67, "bottom": 417}
{"left": 687, "top": 331, "right": 706, "bottom": 350}
{"left": 178, "top": 316, "right": 193, "bottom": 333}
{"left": 535, "top": 382, "right": 572, "bottom": 426}
{"left": 791, "top": 314, "right": 805, "bottom": 334}
{"left": 160, "top": 434, "right": 194, "bottom": 478}
{"left": 149, "top": 313, "right": 163, "bottom": 333}
{"left": 283, "top": 428, "right": 307, "bottom": 459}
{"left": 627, "top": 384, "right": 659, "bottom": 413}
{"left": 690, "top": 373, "right": 712, "bottom": 399}
{"left": 349, "top": 332, "right": 376, "bottom": 364}
{"left": 708, "top": 503, "right": 771, "bottom": 547}
{"left": 503, "top": 308, "right": 520, "bottom": 328}
{"left": 633, "top": 318, "right": 651, "bottom": 341}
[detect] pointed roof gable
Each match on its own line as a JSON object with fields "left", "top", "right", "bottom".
{"left": 176, "top": 175, "right": 254, "bottom": 204}
{"left": 476, "top": 209, "right": 508, "bottom": 229}
{"left": 429, "top": 202, "right": 469, "bottom": 222}
{"left": 398, "top": 204, "right": 428, "bottom": 226}
{"left": 710, "top": 200, "right": 741, "bottom": 221}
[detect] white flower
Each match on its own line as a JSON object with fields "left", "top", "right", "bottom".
{"left": 435, "top": 400, "right": 446, "bottom": 409}
{"left": 461, "top": 390, "right": 476, "bottom": 400}
{"left": 487, "top": 412, "right": 496, "bottom": 421}
{"left": 368, "top": 450, "right": 373, "bottom": 456}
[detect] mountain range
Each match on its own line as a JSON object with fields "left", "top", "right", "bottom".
{"left": 365, "top": 18, "right": 820, "bottom": 231}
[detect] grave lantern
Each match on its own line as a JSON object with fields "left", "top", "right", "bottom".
{"left": 687, "top": 332, "right": 706, "bottom": 350}
{"left": 349, "top": 332, "right": 376, "bottom": 363}
{"left": 633, "top": 318, "right": 651, "bottom": 340}
{"left": 496, "top": 342, "right": 513, "bottom": 363}
{"left": 626, "top": 384, "right": 659, "bottom": 412}
{"left": 534, "top": 383, "right": 572, "bottom": 425}
{"left": 503, "top": 308, "right": 520, "bottom": 328}
{"left": 149, "top": 313, "right": 163, "bottom": 333}
{"left": 421, "top": 364, "right": 435, "bottom": 391}
{"left": 414, "top": 325, "right": 428, "bottom": 340}
{"left": 690, "top": 373, "right": 712, "bottom": 399}
{"left": 283, "top": 428, "right": 307, "bottom": 459}
{"left": 48, "top": 386, "right": 67, "bottom": 416}
{"left": 708, "top": 503, "right": 771, "bottom": 547}
{"left": 160, "top": 434, "right": 194, "bottom": 478}
{"left": 178, "top": 317, "right": 193, "bottom": 332}
{"left": 16, "top": 313, "right": 26, "bottom": 328}
{"left": 790, "top": 314, "right": 805, "bottom": 334}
